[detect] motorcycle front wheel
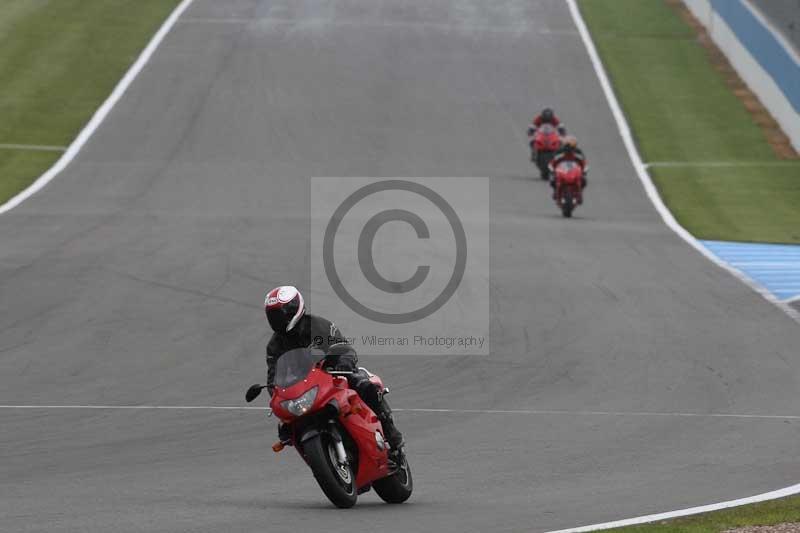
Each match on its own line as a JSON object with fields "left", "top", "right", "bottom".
{"left": 561, "top": 194, "right": 574, "bottom": 218}
{"left": 304, "top": 433, "right": 357, "bottom": 508}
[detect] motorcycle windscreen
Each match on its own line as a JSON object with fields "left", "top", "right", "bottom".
{"left": 274, "top": 348, "right": 327, "bottom": 389}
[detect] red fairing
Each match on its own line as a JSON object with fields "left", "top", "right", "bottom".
{"left": 553, "top": 161, "right": 584, "bottom": 206}
{"left": 555, "top": 164, "right": 583, "bottom": 185}
{"left": 270, "top": 367, "right": 390, "bottom": 489}
{"left": 532, "top": 124, "right": 562, "bottom": 151}
{"left": 549, "top": 151, "right": 587, "bottom": 172}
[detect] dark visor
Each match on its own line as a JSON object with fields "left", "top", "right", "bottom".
{"left": 267, "top": 298, "right": 299, "bottom": 331}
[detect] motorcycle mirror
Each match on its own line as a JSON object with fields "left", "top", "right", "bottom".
{"left": 245, "top": 384, "right": 264, "bottom": 403}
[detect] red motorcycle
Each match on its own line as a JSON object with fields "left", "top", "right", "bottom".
{"left": 245, "top": 346, "right": 412, "bottom": 508}
{"left": 531, "top": 123, "right": 562, "bottom": 180}
{"left": 553, "top": 160, "right": 584, "bottom": 218}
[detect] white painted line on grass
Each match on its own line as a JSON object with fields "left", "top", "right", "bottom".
{"left": 546, "top": 482, "right": 800, "bottom": 533}
{"left": 1, "top": 405, "right": 799, "bottom": 420}
{"left": 645, "top": 161, "right": 800, "bottom": 168}
{"left": 0, "top": 143, "right": 67, "bottom": 152}
{"left": 0, "top": 0, "right": 196, "bottom": 215}
{"left": 565, "top": 0, "right": 800, "bottom": 326}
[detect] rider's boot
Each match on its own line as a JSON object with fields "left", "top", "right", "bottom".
{"left": 578, "top": 176, "right": 587, "bottom": 204}
{"left": 352, "top": 372, "right": 405, "bottom": 456}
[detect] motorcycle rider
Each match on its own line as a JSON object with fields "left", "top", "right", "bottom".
{"left": 527, "top": 108, "right": 567, "bottom": 161}
{"left": 548, "top": 135, "right": 588, "bottom": 198}
{"left": 264, "top": 285, "right": 405, "bottom": 455}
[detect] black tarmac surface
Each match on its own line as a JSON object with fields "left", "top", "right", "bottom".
{"left": 1, "top": 1, "right": 799, "bottom": 532}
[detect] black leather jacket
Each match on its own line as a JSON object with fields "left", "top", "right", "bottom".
{"left": 265, "top": 313, "right": 351, "bottom": 389}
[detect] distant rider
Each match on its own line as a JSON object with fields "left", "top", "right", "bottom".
{"left": 264, "top": 285, "right": 405, "bottom": 455}
{"left": 548, "top": 135, "right": 588, "bottom": 197}
{"left": 527, "top": 108, "right": 567, "bottom": 161}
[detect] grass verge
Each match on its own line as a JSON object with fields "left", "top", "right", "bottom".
{"left": 578, "top": 0, "right": 800, "bottom": 244}
{"left": 600, "top": 494, "right": 800, "bottom": 532}
{"left": 0, "top": 0, "right": 181, "bottom": 206}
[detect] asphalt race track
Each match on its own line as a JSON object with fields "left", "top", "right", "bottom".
{"left": 1, "top": 1, "right": 799, "bottom": 532}
{"left": 752, "top": 0, "right": 800, "bottom": 50}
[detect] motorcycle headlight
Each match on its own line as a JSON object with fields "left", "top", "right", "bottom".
{"left": 281, "top": 386, "right": 318, "bottom": 416}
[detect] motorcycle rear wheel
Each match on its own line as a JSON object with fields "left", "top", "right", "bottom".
{"left": 304, "top": 433, "right": 358, "bottom": 508}
{"left": 537, "top": 151, "right": 552, "bottom": 180}
{"left": 373, "top": 453, "right": 413, "bottom": 504}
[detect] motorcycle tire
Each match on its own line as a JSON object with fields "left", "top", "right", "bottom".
{"left": 537, "top": 152, "right": 551, "bottom": 180}
{"left": 373, "top": 453, "right": 413, "bottom": 504}
{"left": 304, "top": 433, "right": 358, "bottom": 508}
{"left": 561, "top": 194, "right": 574, "bottom": 218}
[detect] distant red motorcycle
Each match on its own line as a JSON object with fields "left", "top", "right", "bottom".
{"left": 245, "top": 346, "right": 412, "bottom": 508}
{"left": 553, "top": 160, "right": 584, "bottom": 218}
{"left": 531, "top": 123, "right": 562, "bottom": 180}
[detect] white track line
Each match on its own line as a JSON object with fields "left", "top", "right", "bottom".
{"left": 0, "top": 143, "right": 67, "bottom": 152}
{"left": 645, "top": 161, "right": 800, "bottom": 168}
{"left": 732, "top": 262, "right": 800, "bottom": 267}
{"left": 0, "top": 0, "right": 196, "bottom": 215}
{"left": 565, "top": 0, "right": 800, "bottom": 325}
{"left": 0, "top": 405, "right": 798, "bottom": 420}
{"left": 0, "top": 405, "right": 262, "bottom": 410}
{"left": 395, "top": 408, "right": 800, "bottom": 420}
{"left": 546, "top": 482, "right": 800, "bottom": 533}
{"left": 562, "top": 0, "right": 800, "bottom": 529}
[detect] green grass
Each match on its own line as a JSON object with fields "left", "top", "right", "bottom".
{"left": 0, "top": 0, "right": 181, "bottom": 205}
{"left": 579, "top": 0, "right": 800, "bottom": 244}
{"left": 653, "top": 165, "right": 800, "bottom": 243}
{"left": 601, "top": 494, "right": 800, "bottom": 532}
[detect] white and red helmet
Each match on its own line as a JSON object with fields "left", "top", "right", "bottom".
{"left": 264, "top": 286, "right": 305, "bottom": 332}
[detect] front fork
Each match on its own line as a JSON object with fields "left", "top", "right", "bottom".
{"left": 331, "top": 428, "right": 349, "bottom": 466}
{"left": 283, "top": 421, "right": 350, "bottom": 468}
